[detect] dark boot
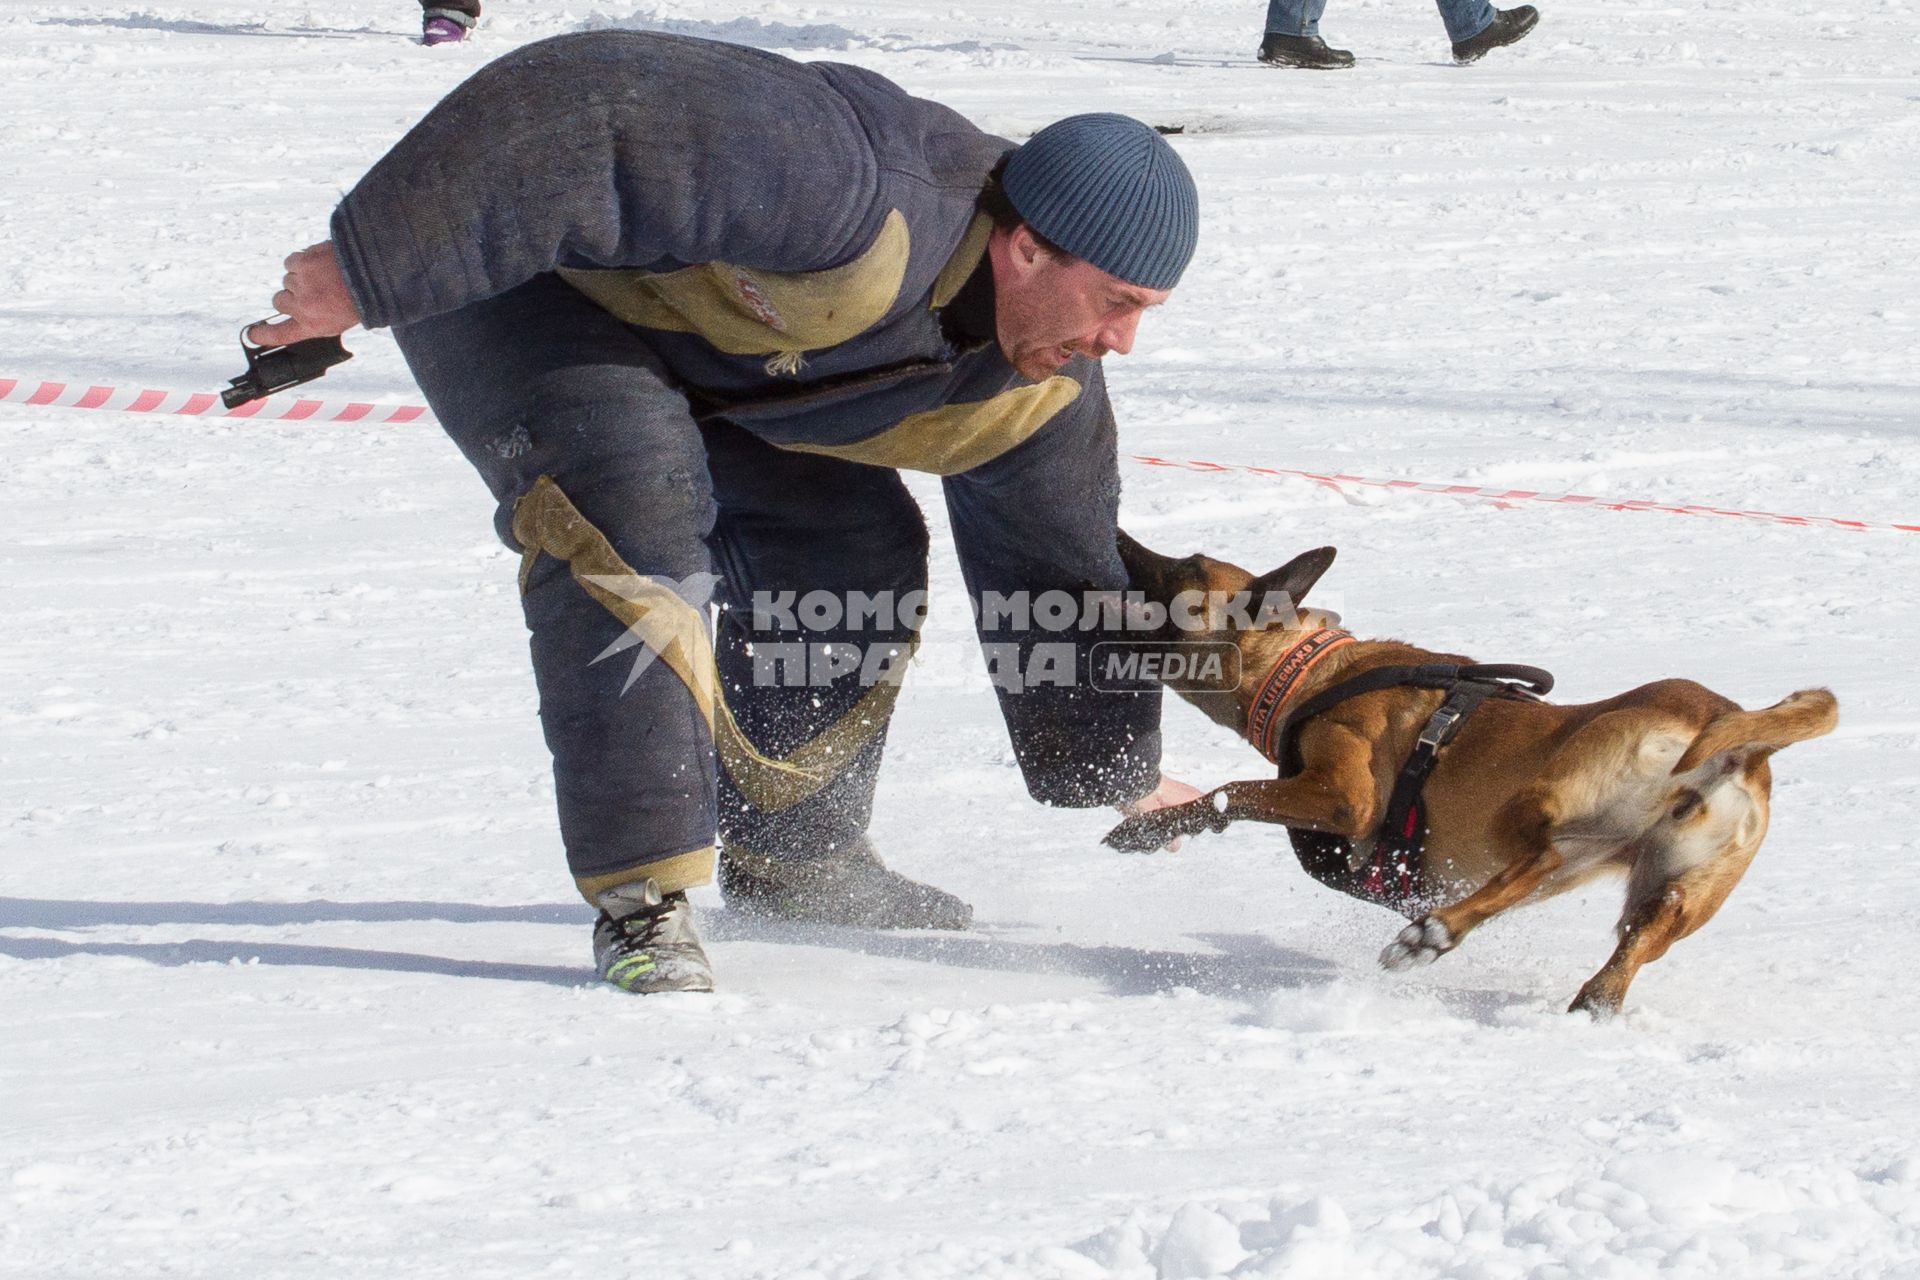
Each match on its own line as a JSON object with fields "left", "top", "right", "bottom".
{"left": 591, "top": 880, "right": 716, "bottom": 993}
{"left": 720, "top": 837, "right": 972, "bottom": 930}
{"left": 1451, "top": 5, "right": 1539, "bottom": 63}
{"left": 1256, "top": 32, "right": 1356, "bottom": 69}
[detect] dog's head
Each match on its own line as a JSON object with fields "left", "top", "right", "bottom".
{"left": 1116, "top": 532, "right": 1339, "bottom": 723}
{"left": 1117, "top": 531, "right": 1338, "bottom": 647}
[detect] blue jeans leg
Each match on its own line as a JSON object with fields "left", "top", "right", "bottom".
{"left": 1264, "top": 0, "right": 1328, "bottom": 37}
{"left": 1435, "top": 0, "right": 1496, "bottom": 42}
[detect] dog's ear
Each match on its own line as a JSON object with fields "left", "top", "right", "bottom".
{"left": 1247, "top": 546, "right": 1337, "bottom": 618}
{"left": 1117, "top": 529, "right": 1183, "bottom": 600}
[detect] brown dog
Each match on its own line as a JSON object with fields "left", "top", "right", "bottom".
{"left": 1103, "top": 534, "right": 1837, "bottom": 1015}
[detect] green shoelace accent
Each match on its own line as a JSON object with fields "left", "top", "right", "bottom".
{"left": 606, "top": 954, "right": 659, "bottom": 988}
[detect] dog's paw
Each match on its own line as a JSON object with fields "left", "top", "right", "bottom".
{"left": 1102, "top": 810, "right": 1185, "bottom": 854}
{"left": 1379, "top": 917, "right": 1454, "bottom": 971}
{"left": 1568, "top": 984, "right": 1624, "bottom": 1019}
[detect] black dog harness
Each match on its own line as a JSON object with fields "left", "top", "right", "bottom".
{"left": 1252, "top": 636, "right": 1553, "bottom": 918}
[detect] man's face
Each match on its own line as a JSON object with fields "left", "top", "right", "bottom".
{"left": 987, "top": 224, "right": 1173, "bottom": 381}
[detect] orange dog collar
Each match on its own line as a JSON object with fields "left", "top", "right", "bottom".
{"left": 1245, "top": 628, "right": 1355, "bottom": 761}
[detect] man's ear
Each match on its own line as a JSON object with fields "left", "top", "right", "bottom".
{"left": 1246, "top": 547, "right": 1337, "bottom": 619}
{"left": 1006, "top": 223, "right": 1056, "bottom": 276}
{"left": 987, "top": 223, "right": 1036, "bottom": 295}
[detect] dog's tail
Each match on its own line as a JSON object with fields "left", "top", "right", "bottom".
{"left": 1672, "top": 688, "right": 1839, "bottom": 775}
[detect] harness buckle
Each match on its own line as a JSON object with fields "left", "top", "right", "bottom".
{"left": 1417, "top": 701, "right": 1465, "bottom": 749}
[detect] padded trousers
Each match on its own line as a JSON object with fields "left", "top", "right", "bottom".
{"left": 395, "top": 275, "right": 925, "bottom": 899}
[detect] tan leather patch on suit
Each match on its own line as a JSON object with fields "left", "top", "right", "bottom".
{"left": 780, "top": 375, "right": 1081, "bottom": 476}
{"left": 510, "top": 477, "right": 917, "bottom": 856}
{"left": 558, "top": 209, "right": 911, "bottom": 360}
{"left": 573, "top": 846, "right": 716, "bottom": 903}
{"left": 929, "top": 212, "right": 992, "bottom": 309}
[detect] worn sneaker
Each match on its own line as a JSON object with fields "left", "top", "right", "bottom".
{"left": 1256, "top": 32, "right": 1355, "bottom": 69}
{"left": 1451, "top": 5, "right": 1538, "bottom": 63}
{"left": 591, "top": 880, "right": 715, "bottom": 993}
{"left": 420, "top": 13, "right": 470, "bottom": 45}
{"left": 720, "top": 837, "right": 973, "bottom": 930}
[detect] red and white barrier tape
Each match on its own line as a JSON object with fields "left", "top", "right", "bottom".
{"left": 5, "top": 375, "right": 1915, "bottom": 535}
{"left": 1132, "top": 456, "right": 1920, "bottom": 535}
{"left": 0, "top": 375, "right": 428, "bottom": 425}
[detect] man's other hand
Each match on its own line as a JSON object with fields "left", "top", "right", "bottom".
{"left": 1112, "top": 773, "right": 1206, "bottom": 851}
{"left": 246, "top": 242, "right": 362, "bottom": 346}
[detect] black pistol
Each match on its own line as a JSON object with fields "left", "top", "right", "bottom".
{"left": 221, "top": 327, "right": 354, "bottom": 409}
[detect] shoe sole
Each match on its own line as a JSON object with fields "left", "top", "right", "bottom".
{"left": 1452, "top": 10, "right": 1538, "bottom": 62}
{"left": 602, "top": 966, "right": 715, "bottom": 994}
{"left": 608, "top": 978, "right": 715, "bottom": 994}
{"left": 1256, "top": 53, "right": 1354, "bottom": 69}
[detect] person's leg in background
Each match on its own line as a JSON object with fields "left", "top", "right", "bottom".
{"left": 420, "top": 0, "right": 479, "bottom": 45}
{"left": 1443, "top": 0, "right": 1539, "bottom": 63}
{"left": 1257, "top": 0, "right": 1355, "bottom": 68}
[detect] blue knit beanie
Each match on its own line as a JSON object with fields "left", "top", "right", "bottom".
{"left": 1001, "top": 113, "right": 1199, "bottom": 291}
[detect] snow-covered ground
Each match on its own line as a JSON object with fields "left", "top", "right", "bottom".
{"left": 4, "top": 0, "right": 1919, "bottom": 1275}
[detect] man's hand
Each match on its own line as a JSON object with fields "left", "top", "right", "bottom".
{"left": 1107, "top": 773, "right": 1207, "bottom": 852}
{"left": 246, "top": 242, "right": 362, "bottom": 346}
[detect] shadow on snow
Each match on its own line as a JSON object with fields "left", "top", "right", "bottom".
{"left": 0, "top": 896, "right": 1535, "bottom": 1019}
